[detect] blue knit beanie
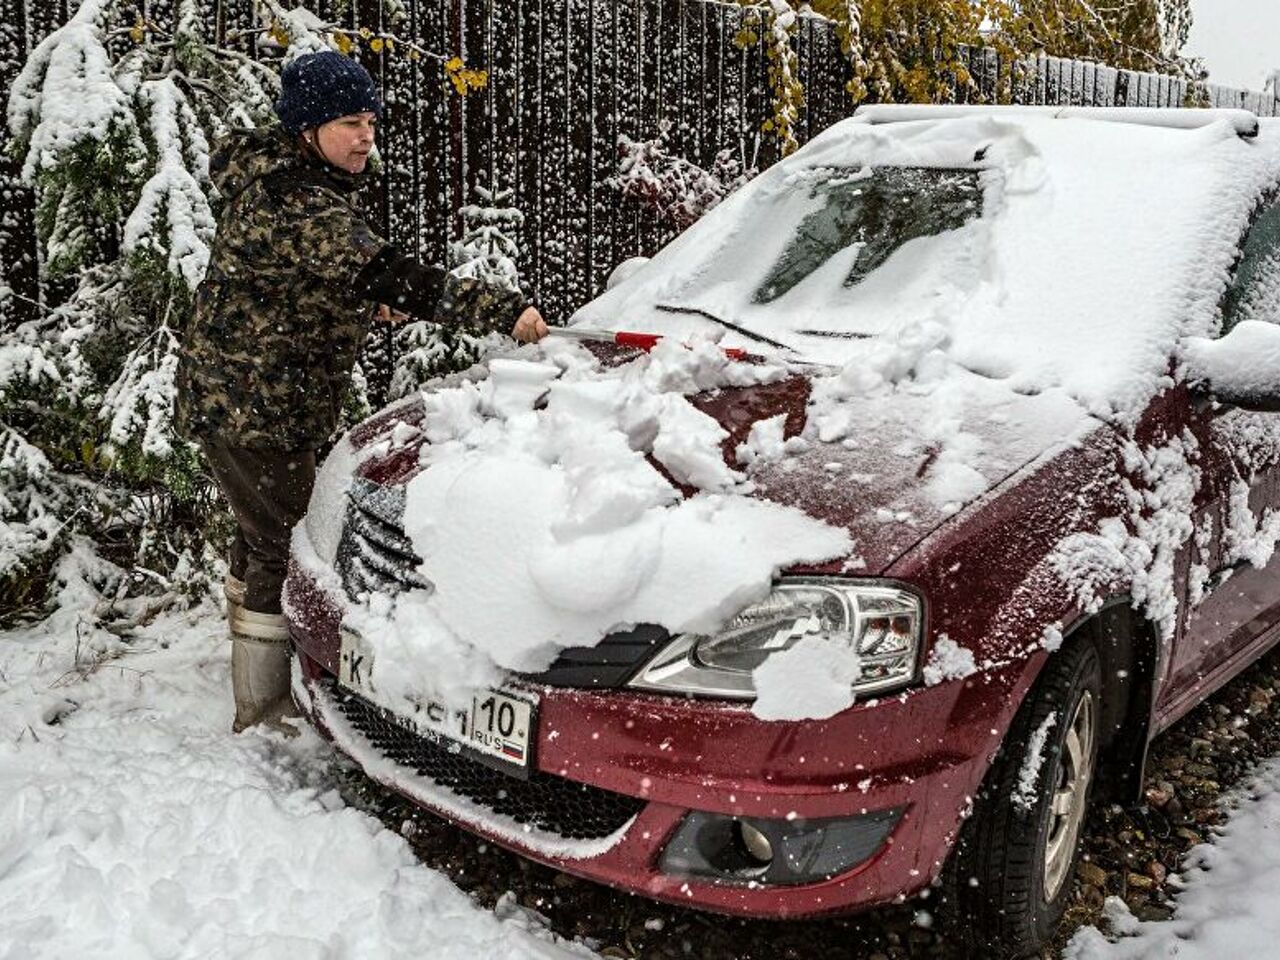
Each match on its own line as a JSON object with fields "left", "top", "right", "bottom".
{"left": 274, "top": 52, "right": 383, "bottom": 134}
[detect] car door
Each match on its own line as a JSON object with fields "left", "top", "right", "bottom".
{"left": 1166, "top": 188, "right": 1280, "bottom": 708}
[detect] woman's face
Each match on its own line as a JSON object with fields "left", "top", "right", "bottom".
{"left": 312, "top": 112, "right": 377, "bottom": 174}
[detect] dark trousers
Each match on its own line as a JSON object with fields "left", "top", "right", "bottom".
{"left": 202, "top": 443, "right": 317, "bottom": 614}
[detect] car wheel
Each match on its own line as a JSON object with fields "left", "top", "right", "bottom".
{"left": 942, "top": 638, "right": 1103, "bottom": 958}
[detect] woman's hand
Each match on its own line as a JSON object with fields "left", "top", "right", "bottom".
{"left": 512, "top": 306, "right": 549, "bottom": 343}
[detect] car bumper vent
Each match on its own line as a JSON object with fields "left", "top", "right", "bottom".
{"left": 329, "top": 683, "right": 645, "bottom": 841}
{"left": 523, "top": 623, "right": 671, "bottom": 689}
{"left": 337, "top": 478, "right": 433, "bottom": 600}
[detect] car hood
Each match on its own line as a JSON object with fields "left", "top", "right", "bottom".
{"left": 697, "top": 369, "right": 1098, "bottom": 572}
{"left": 348, "top": 357, "right": 1099, "bottom": 576}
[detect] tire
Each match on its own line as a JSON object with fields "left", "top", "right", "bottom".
{"left": 942, "top": 638, "right": 1103, "bottom": 959}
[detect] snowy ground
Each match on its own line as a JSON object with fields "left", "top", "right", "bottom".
{"left": 7, "top": 558, "right": 1280, "bottom": 959}
{"left": 0, "top": 559, "right": 593, "bottom": 960}
{"left": 1068, "top": 758, "right": 1280, "bottom": 959}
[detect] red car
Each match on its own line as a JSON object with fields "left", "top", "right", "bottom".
{"left": 286, "top": 106, "right": 1280, "bottom": 957}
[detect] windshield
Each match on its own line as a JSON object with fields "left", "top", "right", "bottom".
{"left": 659, "top": 164, "right": 988, "bottom": 348}
{"left": 755, "top": 167, "right": 984, "bottom": 303}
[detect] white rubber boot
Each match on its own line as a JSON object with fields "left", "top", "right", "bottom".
{"left": 229, "top": 603, "right": 299, "bottom": 735}
{"left": 223, "top": 572, "right": 246, "bottom": 610}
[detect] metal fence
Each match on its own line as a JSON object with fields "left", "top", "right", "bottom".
{"left": 2, "top": 0, "right": 1278, "bottom": 328}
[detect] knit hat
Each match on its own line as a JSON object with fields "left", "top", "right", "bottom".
{"left": 274, "top": 51, "right": 383, "bottom": 135}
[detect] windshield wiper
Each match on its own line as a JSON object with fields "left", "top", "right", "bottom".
{"left": 655, "top": 304, "right": 794, "bottom": 352}
{"left": 793, "top": 328, "right": 872, "bottom": 340}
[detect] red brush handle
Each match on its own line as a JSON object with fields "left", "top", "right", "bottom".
{"left": 612, "top": 330, "right": 748, "bottom": 361}
{"left": 613, "top": 331, "right": 663, "bottom": 351}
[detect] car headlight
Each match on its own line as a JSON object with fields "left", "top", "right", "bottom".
{"left": 629, "top": 578, "right": 923, "bottom": 700}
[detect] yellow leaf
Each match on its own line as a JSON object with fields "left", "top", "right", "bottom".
{"left": 385, "top": 37, "right": 395, "bottom": 52}
{"left": 445, "top": 56, "right": 464, "bottom": 73}
{"left": 81, "top": 440, "right": 95, "bottom": 465}
{"left": 332, "top": 32, "right": 353, "bottom": 55}
{"left": 370, "top": 37, "right": 384, "bottom": 53}
{"left": 408, "top": 48, "right": 421, "bottom": 62}
{"left": 269, "top": 24, "right": 290, "bottom": 47}
{"left": 129, "top": 19, "right": 145, "bottom": 43}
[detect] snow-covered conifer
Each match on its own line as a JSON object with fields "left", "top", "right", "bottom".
{"left": 611, "top": 122, "right": 758, "bottom": 229}
{"left": 1, "top": 0, "right": 483, "bottom": 607}
{"left": 390, "top": 186, "right": 525, "bottom": 399}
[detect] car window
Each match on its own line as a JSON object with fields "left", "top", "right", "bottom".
{"left": 754, "top": 167, "right": 984, "bottom": 304}
{"left": 1223, "top": 190, "right": 1280, "bottom": 333}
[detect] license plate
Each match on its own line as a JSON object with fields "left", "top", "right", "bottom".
{"left": 338, "top": 625, "right": 536, "bottom": 775}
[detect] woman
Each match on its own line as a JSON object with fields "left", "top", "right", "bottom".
{"left": 176, "top": 51, "right": 548, "bottom": 733}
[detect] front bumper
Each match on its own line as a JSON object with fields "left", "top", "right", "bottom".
{"left": 287, "top": 562, "right": 1024, "bottom": 919}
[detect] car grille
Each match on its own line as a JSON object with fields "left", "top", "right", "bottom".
{"left": 524, "top": 623, "right": 670, "bottom": 688}
{"left": 337, "top": 478, "right": 433, "bottom": 599}
{"left": 330, "top": 684, "right": 645, "bottom": 840}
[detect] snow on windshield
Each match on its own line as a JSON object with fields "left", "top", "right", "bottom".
{"left": 579, "top": 114, "right": 1280, "bottom": 421}
{"left": 320, "top": 339, "right": 852, "bottom": 713}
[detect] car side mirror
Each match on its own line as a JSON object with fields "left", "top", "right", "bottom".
{"left": 1182, "top": 320, "right": 1280, "bottom": 413}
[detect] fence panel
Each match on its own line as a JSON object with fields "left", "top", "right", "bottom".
{"left": 0, "top": 0, "right": 38, "bottom": 328}
{"left": 7, "top": 1, "right": 1280, "bottom": 332}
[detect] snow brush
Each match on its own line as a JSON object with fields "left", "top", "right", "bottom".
{"left": 547, "top": 327, "right": 750, "bottom": 360}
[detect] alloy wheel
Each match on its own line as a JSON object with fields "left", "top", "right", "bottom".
{"left": 1043, "top": 689, "right": 1097, "bottom": 902}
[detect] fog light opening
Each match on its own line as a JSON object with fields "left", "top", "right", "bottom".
{"left": 659, "top": 807, "right": 903, "bottom": 886}
{"left": 736, "top": 820, "right": 774, "bottom": 866}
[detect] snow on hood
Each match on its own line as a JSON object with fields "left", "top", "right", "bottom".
{"left": 336, "top": 339, "right": 852, "bottom": 711}
{"left": 746, "top": 368, "right": 1098, "bottom": 572}
{"left": 578, "top": 114, "right": 1280, "bottom": 423}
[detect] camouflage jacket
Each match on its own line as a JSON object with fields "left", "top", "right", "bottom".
{"left": 175, "top": 125, "right": 527, "bottom": 449}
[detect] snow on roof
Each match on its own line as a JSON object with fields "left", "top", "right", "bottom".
{"left": 578, "top": 113, "right": 1280, "bottom": 422}
{"left": 853, "top": 103, "right": 1262, "bottom": 137}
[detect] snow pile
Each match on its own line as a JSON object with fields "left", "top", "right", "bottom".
{"left": 735, "top": 412, "right": 791, "bottom": 468}
{"left": 1222, "top": 477, "right": 1280, "bottom": 569}
{"left": 1050, "top": 433, "right": 1200, "bottom": 640}
{"left": 0, "top": 551, "right": 593, "bottom": 960}
{"left": 1182, "top": 320, "right": 1280, "bottom": 407}
{"left": 750, "top": 634, "right": 863, "bottom": 721}
{"left": 1066, "top": 758, "right": 1280, "bottom": 960}
{"left": 332, "top": 338, "right": 853, "bottom": 710}
{"left": 922, "top": 634, "right": 978, "bottom": 686}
